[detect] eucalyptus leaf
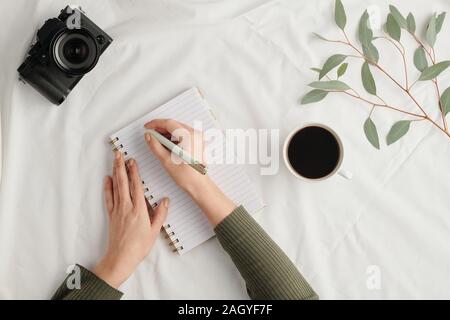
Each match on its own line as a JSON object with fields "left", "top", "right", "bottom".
{"left": 436, "top": 12, "right": 446, "bottom": 34}
{"left": 386, "top": 13, "right": 401, "bottom": 41}
{"left": 418, "top": 61, "right": 450, "bottom": 81}
{"left": 319, "top": 54, "right": 347, "bottom": 79}
{"left": 440, "top": 87, "right": 450, "bottom": 116}
{"left": 359, "top": 11, "right": 373, "bottom": 46}
{"left": 426, "top": 14, "right": 437, "bottom": 47}
{"left": 337, "top": 63, "right": 348, "bottom": 78}
{"left": 301, "top": 89, "right": 329, "bottom": 105}
{"left": 406, "top": 13, "right": 416, "bottom": 33}
{"left": 308, "top": 80, "right": 351, "bottom": 91}
{"left": 335, "top": 0, "right": 346, "bottom": 30}
{"left": 362, "top": 42, "right": 379, "bottom": 64}
{"left": 361, "top": 61, "right": 377, "bottom": 95}
{"left": 364, "top": 117, "right": 380, "bottom": 149}
{"left": 359, "top": 11, "right": 379, "bottom": 63}
{"left": 389, "top": 5, "right": 407, "bottom": 29}
{"left": 413, "top": 47, "right": 428, "bottom": 72}
{"left": 386, "top": 120, "right": 411, "bottom": 145}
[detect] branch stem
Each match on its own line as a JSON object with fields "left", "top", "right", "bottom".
{"left": 341, "top": 90, "right": 424, "bottom": 118}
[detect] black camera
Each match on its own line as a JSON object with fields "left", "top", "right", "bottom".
{"left": 18, "top": 6, "right": 113, "bottom": 105}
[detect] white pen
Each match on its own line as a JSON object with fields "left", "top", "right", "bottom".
{"left": 147, "top": 129, "right": 207, "bottom": 175}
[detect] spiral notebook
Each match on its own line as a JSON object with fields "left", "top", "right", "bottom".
{"left": 109, "top": 88, "right": 264, "bottom": 254}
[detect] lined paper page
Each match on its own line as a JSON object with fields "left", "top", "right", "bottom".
{"left": 109, "top": 88, "right": 264, "bottom": 254}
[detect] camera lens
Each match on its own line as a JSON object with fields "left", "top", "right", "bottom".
{"left": 53, "top": 30, "right": 98, "bottom": 74}
{"left": 63, "top": 38, "right": 90, "bottom": 64}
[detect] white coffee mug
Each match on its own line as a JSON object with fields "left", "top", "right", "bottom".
{"left": 283, "top": 124, "right": 352, "bottom": 181}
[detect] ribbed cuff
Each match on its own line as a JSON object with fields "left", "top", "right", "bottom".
{"left": 214, "top": 205, "right": 254, "bottom": 246}
{"left": 51, "top": 264, "right": 123, "bottom": 300}
{"left": 214, "top": 206, "right": 318, "bottom": 300}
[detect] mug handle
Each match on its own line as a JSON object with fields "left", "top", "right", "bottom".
{"left": 338, "top": 169, "right": 353, "bottom": 180}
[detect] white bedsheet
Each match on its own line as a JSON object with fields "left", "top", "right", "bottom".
{"left": 0, "top": 0, "right": 449, "bottom": 299}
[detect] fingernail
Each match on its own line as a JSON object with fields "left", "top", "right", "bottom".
{"left": 145, "top": 133, "right": 151, "bottom": 143}
{"left": 163, "top": 198, "right": 169, "bottom": 208}
{"left": 115, "top": 151, "right": 121, "bottom": 160}
{"left": 127, "top": 158, "right": 134, "bottom": 168}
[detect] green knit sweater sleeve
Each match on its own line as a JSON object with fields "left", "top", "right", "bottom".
{"left": 51, "top": 264, "right": 123, "bottom": 300}
{"left": 214, "top": 206, "right": 318, "bottom": 300}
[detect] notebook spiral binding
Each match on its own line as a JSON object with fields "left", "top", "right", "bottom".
{"left": 164, "top": 224, "right": 184, "bottom": 253}
{"left": 109, "top": 136, "right": 184, "bottom": 254}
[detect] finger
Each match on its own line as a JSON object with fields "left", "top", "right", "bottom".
{"left": 104, "top": 176, "right": 114, "bottom": 217}
{"left": 144, "top": 119, "right": 190, "bottom": 134}
{"left": 150, "top": 198, "right": 169, "bottom": 232}
{"left": 127, "top": 158, "right": 145, "bottom": 208}
{"left": 112, "top": 158, "right": 119, "bottom": 207}
{"left": 145, "top": 132, "right": 172, "bottom": 165}
{"left": 114, "top": 151, "right": 131, "bottom": 204}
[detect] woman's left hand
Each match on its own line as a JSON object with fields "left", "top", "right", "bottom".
{"left": 93, "top": 151, "right": 169, "bottom": 289}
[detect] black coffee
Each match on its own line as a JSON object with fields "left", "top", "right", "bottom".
{"left": 287, "top": 126, "right": 340, "bottom": 179}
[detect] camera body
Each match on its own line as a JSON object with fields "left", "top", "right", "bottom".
{"left": 18, "top": 6, "right": 113, "bottom": 105}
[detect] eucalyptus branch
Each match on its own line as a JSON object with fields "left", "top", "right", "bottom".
{"left": 303, "top": 1, "right": 450, "bottom": 148}
{"left": 335, "top": 35, "right": 430, "bottom": 117}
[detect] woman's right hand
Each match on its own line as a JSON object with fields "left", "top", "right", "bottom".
{"left": 144, "top": 119, "right": 208, "bottom": 195}
{"left": 144, "top": 119, "right": 236, "bottom": 226}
